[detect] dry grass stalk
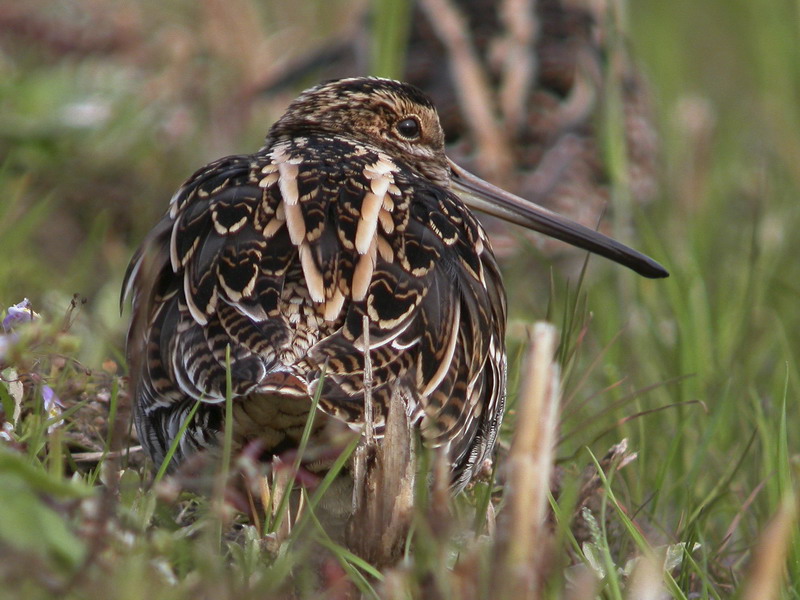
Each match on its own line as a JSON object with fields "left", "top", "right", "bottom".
{"left": 417, "top": 0, "right": 514, "bottom": 181}
{"left": 267, "top": 456, "right": 295, "bottom": 547}
{"left": 740, "top": 495, "right": 797, "bottom": 600}
{"left": 346, "top": 387, "right": 416, "bottom": 567}
{"left": 499, "top": 0, "right": 538, "bottom": 133}
{"left": 362, "top": 314, "right": 375, "bottom": 444}
{"left": 496, "top": 321, "right": 561, "bottom": 599}
{"left": 71, "top": 445, "right": 143, "bottom": 463}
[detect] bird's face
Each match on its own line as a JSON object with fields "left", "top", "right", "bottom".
{"left": 268, "top": 77, "right": 668, "bottom": 279}
{"left": 267, "top": 77, "right": 451, "bottom": 186}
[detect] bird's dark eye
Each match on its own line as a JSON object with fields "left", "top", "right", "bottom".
{"left": 396, "top": 117, "right": 421, "bottom": 140}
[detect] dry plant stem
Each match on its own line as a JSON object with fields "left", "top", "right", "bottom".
{"left": 349, "top": 316, "right": 373, "bottom": 534}
{"left": 717, "top": 479, "right": 767, "bottom": 556}
{"left": 259, "top": 474, "right": 271, "bottom": 529}
{"left": 499, "top": 0, "right": 538, "bottom": 134}
{"left": 350, "top": 316, "right": 373, "bottom": 518}
{"left": 270, "top": 457, "right": 294, "bottom": 544}
{"left": 740, "top": 496, "right": 797, "bottom": 600}
{"left": 518, "top": 133, "right": 584, "bottom": 201}
{"left": 418, "top": 0, "right": 514, "bottom": 180}
{"left": 71, "top": 446, "right": 143, "bottom": 463}
{"left": 550, "top": 52, "right": 599, "bottom": 131}
{"left": 347, "top": 388, "right": 415, "bottom": 567}
{"left": 362, "top": 314, "right": 374, "bottom": 444}
{"left": 497, "top": 321, "right": 560, "bottom": 599}
{"left": 346, "top": 316, "right": 415, "bottom": 565}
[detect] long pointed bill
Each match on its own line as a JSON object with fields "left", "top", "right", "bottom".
{"left": 449, "top": 160, "right": 668, "bottom": 279}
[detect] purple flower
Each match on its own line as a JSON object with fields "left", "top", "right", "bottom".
{"left": 1, "top": 299, "right": 40, "bottom": 363}
{"left": 41, "top": 385, "right": 64, "bottom": 433}
{"left": 2, "top": 299, "right": 39, "bottom": 332}
{"left": 0, "top": 300, "right": 64, "bottom": 436}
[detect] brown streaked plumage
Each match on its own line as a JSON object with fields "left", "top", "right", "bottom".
{"left": 123, "top": 77, "right": 667, "bottom": 493}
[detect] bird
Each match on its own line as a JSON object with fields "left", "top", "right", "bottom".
{"left": 123, "top": 77, "right": 667, "bottom": 496}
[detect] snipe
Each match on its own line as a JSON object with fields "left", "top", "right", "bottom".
{"left": 123, "top": 77, "right": 667, "bottom": 493}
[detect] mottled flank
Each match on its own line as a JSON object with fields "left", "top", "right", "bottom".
{"left": 124, "top": 77, "right": 507, "bottom": 491}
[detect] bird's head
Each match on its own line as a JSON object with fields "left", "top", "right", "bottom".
{"left": 267, "top": 77, "right": 451, "bottom": 186}
{"left": 267, "top": 77, "right": 668, "bottom": 279}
